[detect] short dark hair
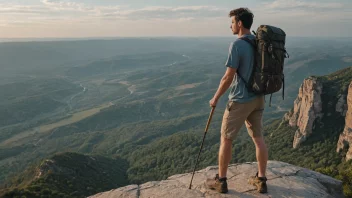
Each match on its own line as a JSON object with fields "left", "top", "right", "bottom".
{"left": 229, "top": 8, "right": 254, "bottom": 29}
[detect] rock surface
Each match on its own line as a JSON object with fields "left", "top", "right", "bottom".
{"left": 336, "top": 94, "right": 348, "bottom": 116}
{"left": 88, "top": 161, "right": 343, "bottom": 198}
{"left": 337, "top": 82, "right": 352, "bottom": 161}
{"left": 285, "top": 77, "right": 323, "bottom": 148}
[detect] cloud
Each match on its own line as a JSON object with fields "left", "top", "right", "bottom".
{"left": 262, "top": 0, "right": 344, "bottom": 10}
{"left": 40, "top": 0, "right": 86, "bottom": 10}
{"left": 111, "top": 6, "right": 226, "bottom": 20}
{"left": 38, "top": 1, "right": 226, "bottom": 20}
{"left": 1, "top": 1, "right": 226, "bottom": 21}
{"left": 0, "top": 4, "right": 48, "bottom": 15}
{"left": 255, "top": 0, "right": 352, "bottom": 23}
{"left": 0, "top": 1, "right": 229, "bottom": 29}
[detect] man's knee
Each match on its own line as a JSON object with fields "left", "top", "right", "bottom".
{"left": 221, "top": 136, "right": 233, "bottom": 146}
{"left": 252, "top": 136, "right": 266, "bottom": 147}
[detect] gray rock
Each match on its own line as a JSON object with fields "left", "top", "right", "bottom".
{"left": 90, "top": 185, "right": 139, "bottom": 198}
{"left": 88, "top": 161, "right": 343, "bottom": 198}
{"left": 336, "top": 94, "right": 347, "bottom": 116}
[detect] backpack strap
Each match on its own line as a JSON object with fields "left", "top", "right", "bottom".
{"left": 236, "top": 68, "right": 249, "bottom": 86}
{"left": 239, "top": 37, "right": 257, "bottom": 50}
{"left": 237, "top": 37, "right": 257, "bottom": 92}
{"left": 282, "top": 75, "right": 285, "bottom": 100}
{"left": 269, "top": 94, "right": 273, "bottom": 107}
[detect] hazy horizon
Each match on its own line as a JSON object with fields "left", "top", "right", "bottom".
{"left": 0, "top": 0, "right": 351, "bottom": 38}
{"left": 1, "top": 35, "right": 352, "bottom": 43}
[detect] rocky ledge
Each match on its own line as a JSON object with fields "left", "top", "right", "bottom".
{"left": 88, "top": 161, "right": 343, "bottom": 198}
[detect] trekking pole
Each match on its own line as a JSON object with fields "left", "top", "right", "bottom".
{"left": 189, "top": 106, "right": 216, "bottom": 189}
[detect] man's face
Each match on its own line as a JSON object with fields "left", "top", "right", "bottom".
{"left": 230, "top": 16, "right": 240, "bottom": 35}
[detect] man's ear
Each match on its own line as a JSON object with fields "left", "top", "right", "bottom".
{"left": 238, "top": 20, "right": 242, "bottom": 28}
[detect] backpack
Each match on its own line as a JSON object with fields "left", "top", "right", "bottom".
{"left": 238, "top": 25, "right": 289, "bottom": 106}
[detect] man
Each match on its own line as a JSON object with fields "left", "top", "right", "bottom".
{"left": 205, "top": 8, "right": 268, "bottom": 194}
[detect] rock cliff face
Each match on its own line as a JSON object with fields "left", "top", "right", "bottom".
{"left": 285, "top": 72, "right": 352, "bottom": 160}
{"left": 285, "top": 77, "right": 324, "bottom": 148}
{"left": 337, "top": 82, "right": 352, "bottom": 160}
{"left": 88, "top": 161, "right": 343, "bottom": 198}
{"left": 336, "top": 94, "right": 348, "bottom": 116}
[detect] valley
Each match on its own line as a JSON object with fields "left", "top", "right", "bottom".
{"left": 1, "top": 37, "right": 352, "bottom": 197}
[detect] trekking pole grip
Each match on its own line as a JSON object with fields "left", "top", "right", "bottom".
{"left": 205, "top": 107, "right": 215, "bottom": 132}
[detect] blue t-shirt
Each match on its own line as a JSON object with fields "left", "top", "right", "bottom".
{"left": 225, "top": 34, "right": 257, "bottom": 103}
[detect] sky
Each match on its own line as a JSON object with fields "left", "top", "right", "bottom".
{"left": 0, "top": 0, "right": 351, "bottom": 38}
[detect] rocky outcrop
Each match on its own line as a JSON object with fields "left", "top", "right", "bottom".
{"left": 337, "top": 82, "right": 352, "bottom": 161}
{"left": 88, "top": 161, "right": 343, "bottom": 198}
{"left": 285, "top": 77, "right": 324, "bottom": 148}
{"left": 35, "top": 159, "right": 76, "bottom": 179}
{"left": 336, "top": 94, "right": 348, "bottom": 116}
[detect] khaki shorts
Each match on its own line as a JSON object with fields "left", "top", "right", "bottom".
{"left": 221, "top": 96, "right": 265, "bottom": 140}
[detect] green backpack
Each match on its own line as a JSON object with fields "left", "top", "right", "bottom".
{"left": 238, "top": 25, "right": 289, "bottom": 105}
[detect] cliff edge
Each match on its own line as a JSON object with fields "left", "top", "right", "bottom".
{"left": 89, "top": 161, "right": 343, "bottom": 198}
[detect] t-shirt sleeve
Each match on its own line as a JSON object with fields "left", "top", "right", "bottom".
{"left": 225, "top": 42, "right": 240, "bottom": 69}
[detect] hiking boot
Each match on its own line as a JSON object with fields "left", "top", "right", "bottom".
{"left": 205, "top": 174, "right": 228, "bottom": 193}
{"left": 248, "top": 172, "right": 268, "bottom": 193}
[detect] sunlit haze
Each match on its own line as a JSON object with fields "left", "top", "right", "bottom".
{"left": 0, "top": 0, "right": 351, "bottom": 38}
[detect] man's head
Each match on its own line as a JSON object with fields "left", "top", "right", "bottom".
{"left": 229, "top": 8, "right": 254, "bottom": 35}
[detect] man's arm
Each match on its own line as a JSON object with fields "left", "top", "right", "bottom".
{"left": 209, "top": 67, "right": 237, "bottom": 107}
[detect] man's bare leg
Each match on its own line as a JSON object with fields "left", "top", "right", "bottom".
{"left": 252, "top": 136, "right": 268, "bottom": 177}
{"left": 219, "top": 136, "right": 232, "bottom": 178}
